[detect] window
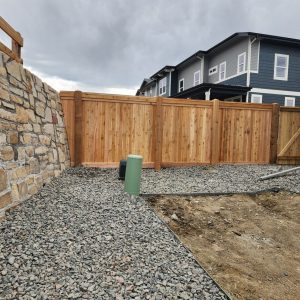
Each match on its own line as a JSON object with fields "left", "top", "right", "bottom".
{"left": 285, "top": 97, "right": 295, "bottom": 107}
{"left": 237, "top": 52, "right": 246, "bottom": 74}
{"left": 209, "top": 66, "right": 218, "bottom": 76}
{"left": 194, "top": 71, "right": 201, "bottom": 86}
{"left": 159, "top": 77, "right": 167, "bottom": 95}
{"left": 251, "top": 94, "right": 262, "bottom": 103}
{"left": 149, "top": 87, "right": 153, "bottom": 97}
{"left": 274, "top": 54, "right": 289, "bottom": 80}
{"left": 178, "top": 78, "right": 184, "bottom": 92}
{"left": 219, "top": 62, "right": 226, "bottom": 81}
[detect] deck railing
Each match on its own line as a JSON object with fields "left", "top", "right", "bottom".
{"left": 0, "top": 16, "right": 23, "bottom": 63}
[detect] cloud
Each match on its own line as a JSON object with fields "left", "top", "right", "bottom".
{"left": 26, "top": 66, "right": 138, "bottom": 94}
{"left": 1, "top": 0, "right": 300, "bottom": 93}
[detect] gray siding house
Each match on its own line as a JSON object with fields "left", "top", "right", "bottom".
{"left": 136, "top": 32, "right": 300, "bottom": 106}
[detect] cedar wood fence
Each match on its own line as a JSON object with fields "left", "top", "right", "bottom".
{"left": 60, "top": 91, "right": 300, "bottom": 169}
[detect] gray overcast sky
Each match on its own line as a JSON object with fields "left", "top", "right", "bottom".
{"left": 1, "top": 0, "right": 299, "bottom": 94}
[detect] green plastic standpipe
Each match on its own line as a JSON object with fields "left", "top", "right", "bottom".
{"left": 124, "top": 154, "right": 143, "bottom": 195}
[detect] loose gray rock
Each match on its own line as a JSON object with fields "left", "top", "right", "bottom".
{"left": 7, "top": 167, "right": 282, "bottom": 299}
{"left": 8, "top": 255, "right": 15, "bottom": 265}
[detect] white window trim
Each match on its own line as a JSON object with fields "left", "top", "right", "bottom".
{"left": 237, "top": 52, "right": 246, "bottom": 74}
{"left": 284, "top": 97, "right": 295, "bottom": 107}
{"left": 178, "top": 78, "right": 184, "bottom": 92}
{"left": 209, "top": 65, "right": 218, "bottom": 76}
{"left": 193, "top": 70, "right": 201, "bottom": 86}
{"left": 251, "top": 94, "right": 262, "bottom": 104}
{"left": 159, "top": 77, "right": 167, "bottom": 96}
{"left": 274, "top": 53, "right": 289, "bottom": 81}
{"left": 219, "top": 61, "right": 226, "bottom": 81}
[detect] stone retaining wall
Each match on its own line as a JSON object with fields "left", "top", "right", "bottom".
{"left": 0, "top": 52, "right": 70, "bottom": 218}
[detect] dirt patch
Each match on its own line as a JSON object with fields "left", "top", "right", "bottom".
{"left": 147, "top": 192, "right": 300, "bottom": 300}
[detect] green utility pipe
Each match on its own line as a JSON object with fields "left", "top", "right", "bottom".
{"left": 124, "top": 154, "right": 143, "bottom": 195}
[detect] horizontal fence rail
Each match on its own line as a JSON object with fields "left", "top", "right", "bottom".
{"left": 0, "top": 17, "right": 23, "bottom": 63}
{"left": 59, "top": 91, "right": 300, "bottom": 169}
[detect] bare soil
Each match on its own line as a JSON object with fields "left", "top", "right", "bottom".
{"left": 147, "top": 192, "right": 300, "bottom": 300}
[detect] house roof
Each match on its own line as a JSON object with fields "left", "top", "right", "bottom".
{"left": 150, "top": 65, "right": 175, "bottom": 79}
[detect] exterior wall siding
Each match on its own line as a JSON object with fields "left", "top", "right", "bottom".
{"left": 222, "top": 73, "right": 247, "bottom": 86}
{"left": 177, "top": 59, "right": 202, "bottom": 91}
{"left": 249, "top": 92, "right": 300, "bottom": 106}
{"left": 206, "top": 37, "right": 249, "bottom": 83}
{"left": 250, "top": 41, "right": 300, "bottom": 91}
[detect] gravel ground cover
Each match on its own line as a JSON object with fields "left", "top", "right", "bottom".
{"left": 141, "top": 165, "right": 300, "bottom": 194}
{"left": 0, "top": 165, "right": 299, "bottom": 300}
{"left": 0, "top": 167, "right": 229, "bottom": 300}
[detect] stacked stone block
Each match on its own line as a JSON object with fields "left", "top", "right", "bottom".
{"left": 0, "top": 52, "right": 70, "bottom": 218}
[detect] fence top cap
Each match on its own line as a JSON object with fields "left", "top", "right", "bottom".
{"left": 128, "top": 154, "right": 143, "bottom": 159}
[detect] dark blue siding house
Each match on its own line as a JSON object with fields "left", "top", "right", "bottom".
{"left": 136, "top": 32, "right": 300, "bottom": 107}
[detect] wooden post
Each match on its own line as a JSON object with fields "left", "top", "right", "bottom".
{"left": 74, "top": 91, "right": 83, "bottom": 166}
{"left": 12, "top": 39, "right": 21, "bottom": 62}
{"left": 269, "top": 103, "right": 280, "bottom": 163}
{"left": 153, "top": 97, "right": 163, "bottom": 170}
{"left": 210, "top": 99, "right": 221, "bottom": 164}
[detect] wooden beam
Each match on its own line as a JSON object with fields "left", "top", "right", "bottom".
{"left": 0, "top": 17, "right": 23, "bottom": 46}
{"left": 280, "top": 106, "right": 300, "bottom": 113}
{"left": 74, "top": 91, "right": 83, "bottom": 166}
{"left": 82, "top": 162, "right": 155, "bottom": 168}
{"left": 210, "top": 99, "right": 221, "bottom": 164}
{"left": 278, "top": 127, "right": 300, "bottom": 157}
{"left": 277, "top": 156, "right": 300, "bottom": 160}
{"left": 0, "top": 42, "right": 22, "bottom": 63}
{"left": 269, "top": 103, "right": 280, "bottom": 163}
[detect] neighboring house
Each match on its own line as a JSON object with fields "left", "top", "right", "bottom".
{"left": 136, "top": 32, "right": 300, "bottom": 107}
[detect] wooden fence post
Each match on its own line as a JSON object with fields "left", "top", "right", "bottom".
{"left": 74, "top": 90, "right": 83, "bottom": 166}
{"left": 12, "top": 39, "right": 21, "bottom": 61}
{"left": 210, "top": 99, "right": 221, "bottom": 164}
{"left": 269, "top": 103, "right": 280, "bottom": 163}
{"left": 153, "top": 97, "right": 163, "bottom": 170}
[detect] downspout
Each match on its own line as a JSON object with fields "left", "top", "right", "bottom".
{"left": 246, "top": 37, "right": 257, "bottom": 102}
{"left": 201, "top": 56, "right": 205, "bottom": 83}
{"left": 196, "top": 55, "right": 204, "bottom": 83}
{"left": 168, "top": 71, "right": 172, "bottom": 97}
{"left": 205, "top": 88, "right": 211, "bottom": 100}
